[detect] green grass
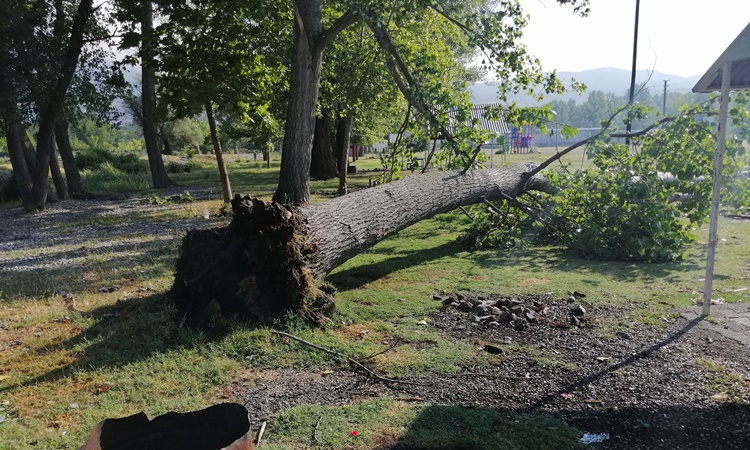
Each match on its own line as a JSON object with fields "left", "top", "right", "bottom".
{"left": 1, "top": 151, "right": 750, "bottom": 448}
{"left": 262, "top": 399, "right": 583, "bottom": 450}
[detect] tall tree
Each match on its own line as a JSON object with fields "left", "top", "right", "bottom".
{"left": 140, "top": 1, "right": 171, "bottom": 188}
{"left": 157, "top": 0, "right": 290, "bottom": 202}
{"left": 274, "top": 0, "right": 589, "bottom": 205}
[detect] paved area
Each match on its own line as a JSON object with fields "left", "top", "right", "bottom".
{"left": 681, "top": 302, "right": 750, "bottom": 346}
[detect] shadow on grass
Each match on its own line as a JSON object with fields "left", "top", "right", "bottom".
{"left": 383, "top": 402, "right": 750, "bottom": 450}
{"left": 328, "top": 240, "right": 464, "bottom": 291}
{"left": 467, "top": 245, "right": 704, "bottom": 283}
{"left": 0, "top": 293, "right": 217, "bottom": 391}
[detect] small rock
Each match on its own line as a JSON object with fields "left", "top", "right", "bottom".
{"left": 483, "top": 344, "right": 505, "bottom": 354}
{"left": 567, "top": 296, "right": 576, "bottom": 303}
{"left": 455, "top": 293, "right": 464, "bottom": 301}
{"left": 495, "top": 299, "right": 513, "bottom": 308}
{"left": 432, "top": 294, "right": 444, "bottom": 301}
{"left": 570, "top": 316, "right": 581, "bottom": 327}
{"left": 571, "top": 304, "right": 586, "bottom": 316}
{"left": 510, "top": 305, "right": 524, "bottom": 315}
{"left": 487, "top": 321, "right": 500, "bottom": 327}
{"left": 69, "top": 403, "right": 79, "bottom": 409}
{"left": 573, "top": 291, "right": 587, "bottom": 298}
{"left": 489, "top": 306, "right": 502, "bottom": 316}
{"left": 512, "top": 319, "right": 526, "bottom": 331}
{"left": 416, "top": 320, "right": 428, "bottom": 326}
{"left": 473, "top": 304, "right": 491, "bottom": 316}
{"left": 524, "top": 311, "right": 537, "bottom": 322}
{"left": 498, "top": 312, "right": 514, "bottom": 322}
{"left": 457, "top": 302, "right": 473, "bottom": 313}
{"left": 615, "top": 331, "right": 631, "bottom": 340}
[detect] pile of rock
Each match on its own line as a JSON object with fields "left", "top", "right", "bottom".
{"left": 434, "top": 292, "right": 588, "bottom": 331}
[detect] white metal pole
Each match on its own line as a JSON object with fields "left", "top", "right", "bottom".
{"left": 702, "top": 61, "right": 732, "bottom": 316}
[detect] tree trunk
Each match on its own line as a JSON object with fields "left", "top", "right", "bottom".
{"left": 141, "top": 1, "right": 172, "bottom": 189}
{"left": 22, "top": 130, "right": 58, "bottom": 201}
{"left": 49, "top": 141, "right": 68, "bottom": 200}
{"left": 310, "top": 108, "right": 338, "bottom": 180}
{"left": 55, "top": 120, "right": 84, "bottom": 195}
{"left": 3, "top": 121, "right": 33, "bottom": 203}
{"left": 29, "top": 0, "right": 94, "bottom": 210}
{"left": 205, "top": 98, "right": 232, "bottom": 203}
{"left": 273, "top": 2, "right": 324, "bottom": 205}
{"left": 172, "top": 165, "right": 552, "bottom": 328}
{"left": 335, "top": 113, "right": 353, "bottom": 195}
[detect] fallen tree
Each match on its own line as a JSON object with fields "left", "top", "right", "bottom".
{"left": 171, "top": 164, "right": 552, "bottom": 327}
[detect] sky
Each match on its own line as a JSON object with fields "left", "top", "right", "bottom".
{"left": 520, "top": 0, "right": 750, "bottom": 77}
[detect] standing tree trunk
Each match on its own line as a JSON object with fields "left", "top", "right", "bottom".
{"left": 3, "top": 121, "right": 33, "bottom": 203}
{"left": 335, "top": 112, "right": 353, "bottom": 195}
{"left": 29, "top": 0, "right": 94, "bottom": 210}
{"left": 21, "top": 131, "right": 59, "bottom": 201}
{"left": 49, "top": 142, "right": 68, "bottom": 200}
{"left": 141, "top": 1, "right": 171, "bottom": 189}
{"left": 55, "top": 120, "right": 84, "bottom": 195}
{"left": 172, "top": 165, "right": 553, "bottom": 328}
{"left": 273, "top": 2, "right": 324, "bottom": 205}
{"left": 0, "top": 17, "right": 33, "bottom": 204}
{"left": 204, "top": 98, "right": 232, "bottom": 203}
{"left": 310, "top": 108, "right": 338, "bottom": 180}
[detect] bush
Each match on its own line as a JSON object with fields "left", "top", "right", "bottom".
{"left": 76, "top": 147, "right": 148, "bottom": 174}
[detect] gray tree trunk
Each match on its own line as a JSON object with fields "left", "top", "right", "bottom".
{"left": 55, "top": 120, "right": 84, "bottom": 195}
{"left": 29, "top": 0, "right": 94, "bottom": 210}
{"left": 141, "top": 1, "right": 171, "bottom": 189}
{"left": 49, "top": 142, "right": 68, "bottom": 200}
{"left": 172, "top": 165, "right": 552, "bottom": 328}
{"left": 310, "top": 108, "right": 338, "bottom": 181}
{"left": 273, "top": 1, "right": 324, "bottom": 205}
{"left": 335, "top": 113, "right": 352, "bottom": 195}
{"left": 205, "top": 98, "right": 232, "bottom": 203}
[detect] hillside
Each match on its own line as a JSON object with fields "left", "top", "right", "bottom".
{"left": 470, "top": 67, "right": 701, "bottom": 105}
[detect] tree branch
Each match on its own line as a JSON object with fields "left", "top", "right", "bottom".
{"left": 271, "top": 330, "right": 425, "bottom": 386}
{"left": 368, "top": 23, "right": 458, "bottom": 146}
{"left": 317, "top": 10, "right": 357, "bottom": 54}
{"left": 521, "top": 105, "right": 628, "bottom": 182}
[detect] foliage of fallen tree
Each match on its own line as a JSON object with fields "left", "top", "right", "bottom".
{"left": 466, "top": 100, "right": 750, "bottom": 262}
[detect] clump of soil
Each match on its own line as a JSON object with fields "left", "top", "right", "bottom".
{"left": 229, "top": 292, "right": 750, "bottom": 449}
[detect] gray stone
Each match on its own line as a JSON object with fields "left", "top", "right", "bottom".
{"left": 571, "top": 304, "right": 586, "bottom": 316}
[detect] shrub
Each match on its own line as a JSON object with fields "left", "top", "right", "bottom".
{"left": 76, "top": 147, "right": 148, "bottom": 174}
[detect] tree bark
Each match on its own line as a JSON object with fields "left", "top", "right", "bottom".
{"left": 141, "top": 1, "right": 172, "bottom": 189}
{"left": 55, "top": 120, "right": 84, "bottom": 195}
{"left": 310, "top": 108, "right": 338, "bottom": 180}
{"left": 49, "top": 141, "right": 68, "bottom": 200}
{"left": 3, "top": 122, "right": 33, "bottom": 203}
{"left": 273, "top": 2, "right": 324, "bottom": 205}
{"left": 172, "top": 165, "right": 552, "bottom": 328}
{"left": 335, "top": 112, "right": 353, "bottom": 195}
{"left": 205, "top": 98, "right": 233, "bottom": 203}
{"left": 29, "top": 0, "right": 94, "bottom": 210}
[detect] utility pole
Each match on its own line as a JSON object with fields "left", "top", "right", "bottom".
{"left": 663, "top": 80, "right": 669, "bottom": 115}
{"left": 626, "top": 0, "right": 641, "bottom": 145}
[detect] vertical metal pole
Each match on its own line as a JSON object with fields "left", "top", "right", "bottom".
{"left": 663, "top": 80, "right": 669, "bottom": 115}
{"left": 702, "top": 62, "right": 732, "bottom": 316}
{"left": 626, "top": 0, "right": 641, "bottom": 145}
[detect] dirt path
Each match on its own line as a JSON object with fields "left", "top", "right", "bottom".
{"left": 229, "top": 299, "right": 750, "bottom": 449}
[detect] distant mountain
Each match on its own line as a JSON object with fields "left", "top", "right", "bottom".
{"left": 470, "top": 67, "right": 701, "bottom": 105}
